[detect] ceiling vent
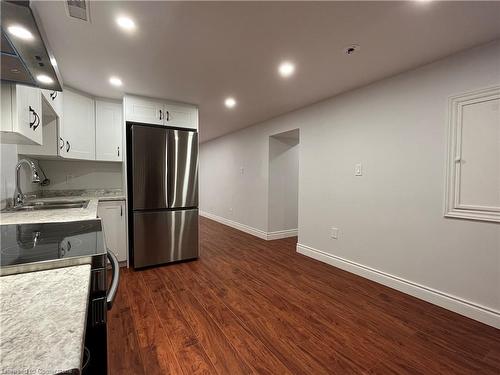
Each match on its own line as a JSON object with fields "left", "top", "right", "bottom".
{"left": 66, "top": 0, "right": 90, "bottom": 22}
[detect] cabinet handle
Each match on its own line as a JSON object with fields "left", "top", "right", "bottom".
{"left": 29, "top": 106, "right": 36, "bottom": 128}
{"left": 166, "top": 111, "right": 169, "bottom": 122}
{"left": 159, "top": 109, "right": 163, "bottom": 120}
{"left": 120, "top": 205, "right": 123, "bottom": 216}
{"left": 59, "top": 137, "right": 64, "bottom": 149}
{"left": 66, "top": 141, "right": 70, "bottom": 152}
{"left": 50, "top": 91, "right": 57, "bottom": 100}
{"left": 117, "top": 146, "right": 120, "bottom": 157}
{"left": 32, "top": 111, "right": 40, "bottom": 131}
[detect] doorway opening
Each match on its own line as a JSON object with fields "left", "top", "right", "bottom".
{"left": 268, "top": 129, "right": 299, "bottom": 241}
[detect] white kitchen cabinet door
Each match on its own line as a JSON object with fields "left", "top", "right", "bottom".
{"left": 95, "top": 100, "right": 123, "bottom": 161}
{"left": 125, "top": 95, "right": 164, "bottom": 125}
{"left": 1, "top": 83, "right": 43, "bottom": 145}
{"left": 61, "top": 88, "right": 95, "bottom": 160}
{"left": 163, "top": 102, "right": 198, "bottom": 130}
{"left": 42, "top": 89, "right": 63, "bottom": 118}
{"left": 98, "top": 201, "right": 127, "bottom": 263}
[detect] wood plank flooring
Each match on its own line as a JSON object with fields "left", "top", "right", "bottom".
{"left": 108, "top": 217, "right": 500, "bottom": 374}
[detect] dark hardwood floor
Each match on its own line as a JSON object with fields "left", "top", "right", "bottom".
{"left": 108, "top": 217, "right": 500, "bottom": 374}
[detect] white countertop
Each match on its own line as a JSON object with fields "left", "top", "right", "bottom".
{"left": 0, "top": 265, "right": 91, "bottom": 375}
{"left": 0, "top": 195, "right": 125, "bottom": 225}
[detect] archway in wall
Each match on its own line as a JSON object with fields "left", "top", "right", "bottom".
{"left": 268, "top": 129, "right": 299, "bottom": 242}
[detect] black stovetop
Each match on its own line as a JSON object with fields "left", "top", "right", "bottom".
{"left": 0, "top": 219, "right": 106, "bottom": 268}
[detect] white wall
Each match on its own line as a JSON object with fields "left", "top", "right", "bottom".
{"left": 0, "top": 144, "right": 18, "bottom": 202}
{"left": 38, "top": 159, "right": 123, "bottom": 191}
{"left": 268, "top": 131, "right": 299, "bottom": 232}
{"left": 200, "top": 40, "right": 500, "bottom": 327}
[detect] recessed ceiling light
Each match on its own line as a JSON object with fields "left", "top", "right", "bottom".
{"left": 7, "top": 25, "right": 34, "bottom": 41}
{"left": 50, "top": 57, "right": 57, "bottom": 67}
{"left": 224, "top": 97, "right": 236, "bottom": 108}
{"left": 278, "top": 61, "right": 295, "bottom": 78}
{"left": 116, "top": 16, "right": 136, "bottom": 31}
{"left": 36, "top": 74, "right": 54, "bottom": 84}
{"left": 109, "top": 76, "right": 123, "bottom": 87}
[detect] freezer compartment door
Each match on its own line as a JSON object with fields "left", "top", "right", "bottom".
{"left": 132, "top": 125, "right": 168, "bottom": 210}
{"left": 167, "top": 129, "right": 198, "bottom": 208}
{"left": 133, "top": 209, "right": 199, "bottom": 268}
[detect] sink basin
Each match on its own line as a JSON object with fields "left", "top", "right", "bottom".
{"left": 2, "top": 200, "right": 90, "bottom": 212}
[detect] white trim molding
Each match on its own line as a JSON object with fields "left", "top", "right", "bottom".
{"left": 444, "top": 85, "right": 500, "bottom": 223}
{"left": 199, "top": 211, "right": 297, "bottom": 241}
{"left": 297, "top": 243, "right": 500, "bottom": 329}
{"left": 267, "top": 229, "right": 298, "bottom": 240}
{"left": 200, "top": 211, "right": 268, "bottom": 239}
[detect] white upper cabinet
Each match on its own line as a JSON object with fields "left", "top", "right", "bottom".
{"left": 1, "top": 83, "right": 43, "bottom": 145}
{"left": 17, "top": 97, "right": 59, "bottom": 158}
{"left": 61, "top": 88, "right": 95, "bottom": 160}
{"left": 125, "top": 95, "right": 198, "bottom": 130}
{"left": 164, "top": 102, "right": 198, "bottom": 129}
{"left": 42, "top": 89, "right": 63, "bottom": 118}
{"left": 125, "top": 96, "right": 164, "bottom": 125}
{"left": 95, "top": 100, "right": 123, "bottom": 162}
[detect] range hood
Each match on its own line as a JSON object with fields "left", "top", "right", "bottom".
{"left": 1, "top": 0, "right": 62, "bottom": 91}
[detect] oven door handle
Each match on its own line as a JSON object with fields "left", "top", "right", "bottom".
{"left": 106, "top": 250, "right": 120, "bottom": 310}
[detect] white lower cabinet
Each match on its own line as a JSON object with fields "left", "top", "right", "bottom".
{"left": 97, "top": 200, "right": 127, "bottom": 263}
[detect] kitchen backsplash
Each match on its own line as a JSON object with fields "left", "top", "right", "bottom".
{"left": 37, "top": 159, "right": 123, "bottom": 191}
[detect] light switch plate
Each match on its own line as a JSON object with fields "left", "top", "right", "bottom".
{"left": 331, "top": 227, "right": 339, "bottom": 239}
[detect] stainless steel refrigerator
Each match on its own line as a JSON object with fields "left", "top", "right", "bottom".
{"left": 130, "top": 125, "right": 198, "bottom": 268}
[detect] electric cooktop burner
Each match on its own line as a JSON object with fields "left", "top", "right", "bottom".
{"left": 0, "top": 219, "right": 106, "bottom": 270}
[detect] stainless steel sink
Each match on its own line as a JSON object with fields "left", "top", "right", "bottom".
{"left": 2, "top": 200, "right": 90, "bottom": 212}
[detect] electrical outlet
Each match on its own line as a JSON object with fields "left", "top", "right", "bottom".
{"left": 355, "top": 163, "right": 362, "bottom": 176}
{"left": 66, "top": 175, "right": 74, "bottom": 184}
{"left": 240, "top": 167, "right": 245, "bottom": 175}
{"left": 331, "top": 227, "right": 339, "bottom": 239}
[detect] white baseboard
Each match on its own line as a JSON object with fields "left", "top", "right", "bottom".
{"left": 297, "top": 243, "right": 500, "bottom": 329}
{"left": 200, "top": 211, "right": 268, "bottom": 240}
{"left": 266, "top": 229, "right": 298, "bottom": 240}
{"left": 200, "top": 211, "right": 297, "bottom": 241}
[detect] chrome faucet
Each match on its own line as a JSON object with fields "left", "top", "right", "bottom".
{"left": 13, "top": 159, "right": 40, "bottom": 207}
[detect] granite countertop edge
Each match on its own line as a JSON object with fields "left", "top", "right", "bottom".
{"left": 0, "top": 194, "right": 126, "bottom": 225}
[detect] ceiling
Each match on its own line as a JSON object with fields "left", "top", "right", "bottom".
{"left": 32, "top": 1, "right": 500, "bottom": 142}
